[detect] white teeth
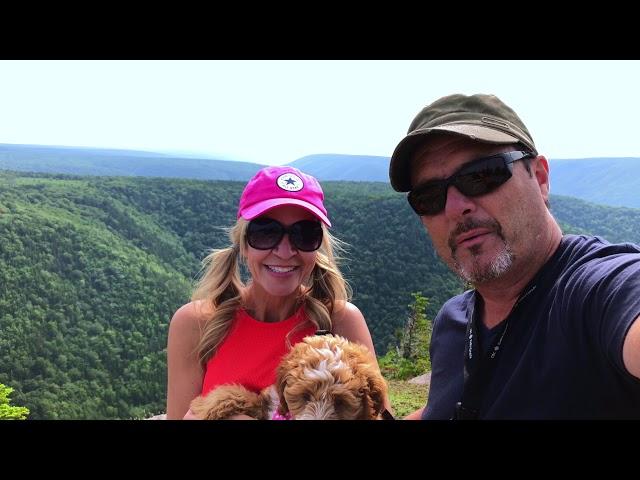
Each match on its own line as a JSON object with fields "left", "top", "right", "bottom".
{"left": 266, "top": 265, "right": 297, "bottom": 273}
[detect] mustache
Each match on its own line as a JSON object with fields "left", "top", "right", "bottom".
{"left": 448, "top": 218, "right": 503, "bottom": 253}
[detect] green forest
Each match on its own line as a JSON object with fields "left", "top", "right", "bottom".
{"left": 2, "top": 170, "right": 640, "bottom": 419}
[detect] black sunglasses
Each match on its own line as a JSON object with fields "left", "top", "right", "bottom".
{"left": 407, "top": 150, "right": 534, "bottom": 216}
{"left": 246, "top": 218, "right": 324, "bottom": 252}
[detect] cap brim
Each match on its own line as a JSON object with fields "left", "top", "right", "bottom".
{"left": 239, "top": 198, "right": 331, "bottom": 227}
{"left": 389, "top": 124, "right": 521, "bottom": 192}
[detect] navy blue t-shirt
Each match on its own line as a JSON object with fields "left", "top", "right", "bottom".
{"left": 423, "top": 234, "right": 640, "bottom": 419}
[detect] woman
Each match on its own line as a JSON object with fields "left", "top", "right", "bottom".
{"left": 166, "top": 166, "right": 388, "bottom": 419}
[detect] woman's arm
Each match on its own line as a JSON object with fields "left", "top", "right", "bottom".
{"left": 332, "top": 301, "right": 393, "bottom": 414}
{"left": 166, "top": 302, "right": 207, "bottom": 419}
{"left": 404, "top": 406, "right": 425, "bottom": 420}
{"left": 623, "top": 315, "right": 640, "bottom": 379}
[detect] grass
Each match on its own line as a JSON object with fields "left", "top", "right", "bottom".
{"left": 386, "top": 378, "right": 428, "bottom": 418}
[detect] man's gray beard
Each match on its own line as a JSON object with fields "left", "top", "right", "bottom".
{"left": 452, "top": 244, "right": 514, "bottom": 285}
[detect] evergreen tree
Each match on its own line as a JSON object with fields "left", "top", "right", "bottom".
{"left": 398, "top": 292, "right": 431, "bottom": 368}
{"left": 378, "top": 292, "right": 432, "bottom": 380}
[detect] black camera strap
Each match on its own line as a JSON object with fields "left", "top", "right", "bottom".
{"left": 454, "top": 285, "right": 536, "bottom": 420}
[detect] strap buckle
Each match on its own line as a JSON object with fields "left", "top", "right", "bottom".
{"left": 454, "top": 402, "right": 479, "bottom": 420}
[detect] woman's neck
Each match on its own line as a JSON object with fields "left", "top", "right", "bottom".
{"left": 242, "top": 284, "right": 302, "bottom": 323}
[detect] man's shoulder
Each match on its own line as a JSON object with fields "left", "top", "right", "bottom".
{"left": 559, "top": 234, "right": 640, "bottom": 275}
{"left": 561, "top": 234, "right": 640, "bottom": 258}
{"left": 441, "top": 289, "right": 475, "bottom": 309}
{"left": 544, "top": 235, "right": 640, "bottom": 304}
{"left": 434, "top": 290, "right": 474, "bottom": 327}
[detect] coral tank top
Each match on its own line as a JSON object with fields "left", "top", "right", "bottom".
{"left": 201, "top": 307, "right": 316, "bottom": 395}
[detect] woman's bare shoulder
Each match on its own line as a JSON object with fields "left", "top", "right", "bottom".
{"left": 332, "top": 300, "right": 364, "bottom": 323}
{"left": 331, "top": 301, "right": 368, "bottom": 335}
{"left": 331, "top": 300, "right": 376, "bottom": 353}
{"left": 170, "top": 300, "right": 214, "bottom": 332}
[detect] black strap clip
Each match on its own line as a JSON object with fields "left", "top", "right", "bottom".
{"left": 454, "top": 402, "right": 479, "bottom": 420}
{"left": 381, "top": 408, "right": 396, "bottom": 420}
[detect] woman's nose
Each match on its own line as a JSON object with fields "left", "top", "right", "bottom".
{"left": 272, "top": 233, "right": 297, "bottom": 257}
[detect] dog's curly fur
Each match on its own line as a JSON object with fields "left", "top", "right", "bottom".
{"left": 190, "top": 334, "right": 388, "bottom": 420}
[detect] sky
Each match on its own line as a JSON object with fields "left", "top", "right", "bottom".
{"left": 1, "top": 60, "right": 639, "bottom": 165}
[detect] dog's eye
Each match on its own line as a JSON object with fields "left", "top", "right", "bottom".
{"left": 303, "top": 392, "right": 312, "bottom": 402}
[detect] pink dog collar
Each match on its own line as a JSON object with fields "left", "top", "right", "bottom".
{"left": 271, "top": 410, "right": 293, "bottom": 420}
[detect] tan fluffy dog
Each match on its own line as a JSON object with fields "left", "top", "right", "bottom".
{"left": 190, "top": 334, "right": 388, "bottom": 420}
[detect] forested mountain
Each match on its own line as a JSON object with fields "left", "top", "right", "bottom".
{"left": 549, "top": 157, "right": 640, "bottom": 209}
{"left": 0, "top": 173, "right": 193, "bottom": 419}
{"left": 550, "top": 194, "right": 640, "bottom": 243}
{"left": 2, "top": 170, "right": 639, "bottom": 419}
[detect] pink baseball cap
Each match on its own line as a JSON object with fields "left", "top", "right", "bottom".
{"left": 237, "top": 166, "right": 331, "bottom": 227}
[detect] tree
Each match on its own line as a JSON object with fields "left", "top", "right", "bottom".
{"left": 378, "top": 292, "right": 432, "bottom": 380}
{"left": 398, "top": 292, "right": 431, "bottom": 368}
{"left": 0, "top": 383, "right": 30, "bottom": 420}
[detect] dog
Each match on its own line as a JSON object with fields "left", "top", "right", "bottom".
{"left": 190, "top": 334, "right": 389, "bottom": 420}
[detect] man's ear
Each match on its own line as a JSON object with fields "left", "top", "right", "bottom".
{"left": 533, "top": 155, "right": 551, "bottom": 202}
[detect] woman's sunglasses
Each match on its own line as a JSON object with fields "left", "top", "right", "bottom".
{"left": 246, "top": 218, "right": 324, "bottom": 252}
{"left": 407, "top": 150, "right": 535, "bottom": 216}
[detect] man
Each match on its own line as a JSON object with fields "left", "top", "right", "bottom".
{"left": 389, "top": 93, "right": 640, "bottom": 419}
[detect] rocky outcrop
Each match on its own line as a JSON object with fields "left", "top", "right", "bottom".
{"left": 408, "top": 372, "right": 431, "bottom": 386}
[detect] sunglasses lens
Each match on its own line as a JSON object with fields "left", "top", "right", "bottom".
{"left": 408, "top": 184, "right": 446, "bottom": 216}
{"left": 247, "top": 219, "right": 283, "bottom": 250}
{"left": 455, "top": 157, "right": 512, "bottom": 197}
{"left": 247, "top": 219, "right": 323, "bottom": 251}
{"left": 408, "top": 155, "right": 518, "bottom": 216}
{"left": 290, "top": 220, "right": 323, "bottom": 251}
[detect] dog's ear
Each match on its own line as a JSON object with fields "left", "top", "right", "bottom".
{"left": 365, "top": 372, "right": 389, "bottom": 419}
{"left": 275, "top": 354, "right": 294, "bottom": 416}
{"left": 356, "top": 364, "right": 389, "bottom": 420}
{"left": 341, "top": 340, "right": 389, "bottom": 419}
{"left": 189, "top": 395, "right": 208, "bottom": 419}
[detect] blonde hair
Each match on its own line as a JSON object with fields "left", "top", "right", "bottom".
{"left": 192, "top": 218, "right": 351, "bottom": 367}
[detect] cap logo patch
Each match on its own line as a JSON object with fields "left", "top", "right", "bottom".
{"left": 276, "top": 173, "right": 303, "bottom": 192}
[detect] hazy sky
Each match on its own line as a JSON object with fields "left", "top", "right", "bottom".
{"left": 1, "top": 60, "right": 639, "bottom": 165}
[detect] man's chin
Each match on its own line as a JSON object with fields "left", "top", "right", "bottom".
{"left": 454, "top": 253, "right": 513, "bottom": 285}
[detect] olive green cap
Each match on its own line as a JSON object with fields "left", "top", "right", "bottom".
{"left": 389, "top": 93, "right": 537, "bottom": 192}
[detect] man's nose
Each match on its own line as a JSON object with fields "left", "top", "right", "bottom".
{"left": 444, "top": 185, "right": 476, "bottom": 218}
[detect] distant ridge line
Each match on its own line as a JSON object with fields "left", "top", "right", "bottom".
{"left": 1, "top": 143, "right": 640, "bottom": 208}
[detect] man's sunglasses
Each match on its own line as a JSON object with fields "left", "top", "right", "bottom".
{"left": 246, "top": 218, "right": 324, "bottom": 252}
{"left": 407, "top": 150, "right": 535, "bottom": 216}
